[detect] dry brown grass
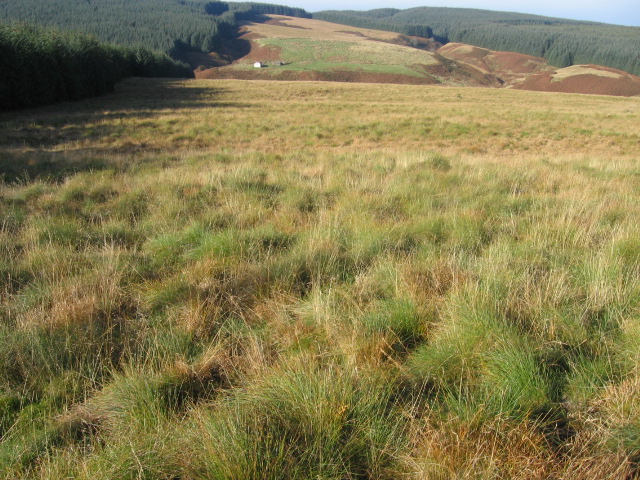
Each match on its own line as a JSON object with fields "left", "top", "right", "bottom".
{"left": 552, "top": 65, "right": 624, "bottom": 81}
{"left": 245, "top": 15, "right": 401, "bottom": 42}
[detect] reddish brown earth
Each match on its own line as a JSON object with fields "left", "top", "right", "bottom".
{"left": 490, "top": 51, "right": 550, "bottom": 75}
{"left": 513, "top": 64, "right": 640, "bottom": 97}
{"left": 437, "top": 43, "right": 551, "bottom": 82}
{"left": 437, "top": 43, "right": 640, "bottom": 96}
{"left": 419, "top": 55, "right": 503, "bottom": 87}
{"left": 243, "top": 42, "right": 283, "bottom": 63}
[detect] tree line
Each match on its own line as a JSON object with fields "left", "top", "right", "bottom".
{"left": 0, "top": 23, "right": 193, "bottom": 110}
{"left": 314, "top": 8, "right": 640, "bottom": 75}
{"left": 0, "top": 1, "right": 311, "bottom": 110}
{"left": 0, "top": 1, "right": 310, "bottom": 58}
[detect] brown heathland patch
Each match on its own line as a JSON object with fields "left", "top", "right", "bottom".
{"left": 437, "top": 42, "right": 552, "bottom": 83}
{"left": 438, "top": 43, "right": 640, "bottom": 96}
{"left": 515, "top": 64, "right": 640, "bottom": 96}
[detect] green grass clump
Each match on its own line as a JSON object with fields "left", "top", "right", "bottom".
{"left": 184, "top": 360, "right": 406, "bottom": 480}
{"left": 361, "top": 298, "right": 424, "bottom": 350}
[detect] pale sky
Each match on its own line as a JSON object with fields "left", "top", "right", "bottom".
{"left": 258, "top": 1, "right": 640, "bottom": 27}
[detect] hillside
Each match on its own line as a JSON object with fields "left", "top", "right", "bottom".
{"left": 1, "top": 76, "right": 639, "bottom": 479}
{"left": 195, "top": 15, "right": 640, "bottom": 97}
{"left": 314, "top": 8, "right": 640, "bottom": 76}
{"left": 437, "top": 42, "right": 640, "bottom": 96}
{"left": 196, "top": 15, "right": 499, "bottom": 87}
{"left": 514, "top": 64, "right": 640, "bottom": 96}
{"left": 3, "top": 0, "right": 639, "bottom": 96}
{"left": 436, "top": 42, "right": 553, "bottom": 83}
{"left": 2, "top": 0, "right": 638, "bottom": 80}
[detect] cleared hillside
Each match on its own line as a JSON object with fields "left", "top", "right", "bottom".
{"left": 438, "top": 42, "right": 640, "bottom": 96}
{"left": 514, "top": 64, "right": 640, "bottom": 96}
{"left": 437, "top": 42, "right": 553, "bottom": 83}
{"left": 197, "top": 15, "right": 503, "bottom": 87}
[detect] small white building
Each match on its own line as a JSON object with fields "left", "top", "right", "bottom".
{"left": 253, "top": 62, "right": 263, "bottom": 68}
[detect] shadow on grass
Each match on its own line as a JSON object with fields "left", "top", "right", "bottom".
{"left": 0, "top": 78, "right": 249, "bottom": 183}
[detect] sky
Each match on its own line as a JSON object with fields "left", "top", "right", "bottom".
{"left": 258, "top": 0, "right": 640, "bottom": 27}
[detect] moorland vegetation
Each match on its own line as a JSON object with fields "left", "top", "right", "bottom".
{"left": 0, "top": 78, "right": 639, "bottom": 478}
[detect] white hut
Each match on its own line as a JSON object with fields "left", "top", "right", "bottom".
{"left": 253, "top": 62, "right": 263, "bottom": 68}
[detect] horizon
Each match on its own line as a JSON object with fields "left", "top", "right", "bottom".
{"left": 240, "top": 1, "right": 640, "bottom": 27}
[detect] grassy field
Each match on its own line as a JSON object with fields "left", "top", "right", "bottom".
{"left": 1, "top": 78, "right": 640, "bottom": 478}
{"left": 249, "top": 38, "right": 433, "bottom": 76}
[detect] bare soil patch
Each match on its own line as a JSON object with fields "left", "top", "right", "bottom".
{"left": 243, "top": 42, "right": 283, "bottom": 62}
{"left": 489, "top": 51, "right": 549, "bottom": 75}
{"left": 437, "top": 43, "right": 551, "bottom": 83}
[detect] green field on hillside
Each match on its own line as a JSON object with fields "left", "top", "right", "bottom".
{"left": 1, "top": 79, "right": 639, "bottom": 478}
{"left": 247, "top": 38, "right": 433, "bottom": 76}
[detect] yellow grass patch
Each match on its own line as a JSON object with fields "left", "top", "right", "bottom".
{"left": 552, "top": 65, "right": 624, "bottom": 81}
{"left": 244, "top": 15, "right": 401, "bottom": 42}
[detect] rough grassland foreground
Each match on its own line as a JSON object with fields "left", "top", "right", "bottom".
{"left": 1, "top": 78, "right": 640, "bottom": 478}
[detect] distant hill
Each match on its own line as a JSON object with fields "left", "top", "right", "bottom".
{"left": 314, "top": 8, "right": 640, "bottom": 76}
{"left": 513, "top": 65, "right": 640, "bottom": 96}
{"left": 437, "top": 42, "right": 640, "bottom": 96}
{"left": 196, "top": 15, "right": 501, "bottom": 87}
{"left": 3, "top": 0, "right": 638, "bottom": 97}
{"left": 4, "top": 1, "right": 638, "bottom": 79}
{"left": 196, "top": 15, "right": 640, "bottom": 97}
{"left": 436, "top": 43, "right": 552, "bottom": 82}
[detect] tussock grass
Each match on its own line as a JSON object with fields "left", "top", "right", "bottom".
{"left": 182, "top": 358, "right": 406, "bottom": 479}
{"left": 0, "top": 78, "right": 639, "bottom": 478}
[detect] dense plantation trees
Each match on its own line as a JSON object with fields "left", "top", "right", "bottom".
{"left": 314, "top": 8, "right": 640, "bottom": 75}
{"left": 0, "top": 0, "right": 310, "bottom": 58}
{"left": 230, "top": 2, "right": 309, "bottom": 20}
{"left": 0, "top": 1, "right": 312, "bottom": 109}
{"left": 0, "top": 24, "right": 193, "bottom": 110}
